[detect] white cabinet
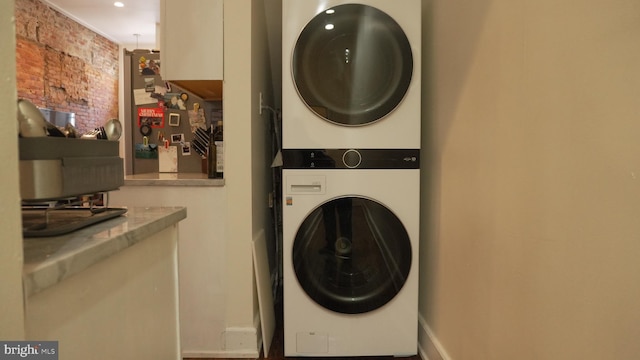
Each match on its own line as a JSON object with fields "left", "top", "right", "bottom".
{"left": 26, "top": 225, "right": 181, "bottom": 360}
{"left": 160, "top": 0, "right": 223, "bottom": 81}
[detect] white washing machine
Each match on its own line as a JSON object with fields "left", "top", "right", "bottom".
{"left": 282, "top": 0, "right": 421, "bottom": 149}
{"left": 282, "top": 149, "right": 420, "bottom": 357}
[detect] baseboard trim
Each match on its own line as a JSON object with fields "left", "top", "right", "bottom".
{"left": 418, "top": 313, "right": 451, "bottom": 360}
{"left": 182, "top": 349, "right": 260, "bottom": 358}
{"left": 418, "top": 342, "right": 430, "bottom": 360}
{"left": 185, "top": 324, "right": 258, "bottom": 359}
{"left": 182, "top": 318, "right": 261, "bottom": 358}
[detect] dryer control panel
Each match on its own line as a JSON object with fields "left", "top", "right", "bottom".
{"left": 282, "top": 149, "right": 420, "bottom": 169}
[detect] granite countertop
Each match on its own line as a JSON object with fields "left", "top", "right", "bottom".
{"left": 123, "top": 172, "right": 224, "bottom": 186}
{"left": 23, "top": 206, "right": 187, "bottom": 297}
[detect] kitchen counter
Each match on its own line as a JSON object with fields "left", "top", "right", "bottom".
{"left": 123, "top": 172, "right": 224, "bottom": 186}
{"left": 22, "top": 206, "right": 187, "bottom": 297}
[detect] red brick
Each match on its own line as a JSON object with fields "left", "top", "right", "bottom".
{"left": 15, "top": 0, "right": 119, "bottom": 134}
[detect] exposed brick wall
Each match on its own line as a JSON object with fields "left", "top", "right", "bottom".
{"left": 15, "top": 0, "right": 119, "bottom": 134}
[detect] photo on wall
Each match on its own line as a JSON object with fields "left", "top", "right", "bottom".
{"left": 138, "top": 107, "right": 165, "bottom": 128}
{"left": 135, "top": 143, "right": 158, "bottom": 159}
{"left": 138, "top": 55, "right": 160, "bottom": 75}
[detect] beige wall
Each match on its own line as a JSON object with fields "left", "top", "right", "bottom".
{"left": 224, "top": 0, "right": 276, "bottom": 347}
{"left": 420, "top": 0, "right": 640, "bottom": 359}
{"left": 224, "top": 0, "right": 255, "bottom": 330}
{"left": 0, "top": 0, "right": 26, "bottom": 340}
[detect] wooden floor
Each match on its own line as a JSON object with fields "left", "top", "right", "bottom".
{"left": 188, "top": 297, "right": 422, "bottom": 360}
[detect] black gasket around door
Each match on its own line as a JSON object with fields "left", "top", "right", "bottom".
{"left": 292, "top": 196, "right": 412, "bottom": 314}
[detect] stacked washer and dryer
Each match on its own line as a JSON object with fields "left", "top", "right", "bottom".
{"left": 281, "top": 0, "right": 421, "bottom": 357}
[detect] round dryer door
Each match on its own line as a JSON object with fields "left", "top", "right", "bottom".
{"left": 292, "top": 4, "right": 413, "bottom": 126}
{"left": 292, "top": 196, "right": 412, "bottom": 314}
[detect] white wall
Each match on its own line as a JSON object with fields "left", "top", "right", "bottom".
{"left": 419, "top": 0, "right": 640, "bottom": 359}
{"left": 108, "top": 186, "right": 228, "bottom": 355}
{"left": 0, "top": 0, "right": 26, "bottom": 340}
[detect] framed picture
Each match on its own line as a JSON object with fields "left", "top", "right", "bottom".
{"left": 182, "top": 142, "right": 192, "bottom": 156}
{"left": 169, "top": 113, "right": 180, "bottom": 126}
{"left": 171, "top": 133, "right": 184, "bottom": 144}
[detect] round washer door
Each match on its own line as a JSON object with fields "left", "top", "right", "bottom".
{"left": 292, "top": 4, "right": 413, "bottom": 126}
{"left": 292, "top": 196, "right": 412, "bottom": 314}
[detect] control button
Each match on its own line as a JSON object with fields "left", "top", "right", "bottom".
{"left": 342, "top": 149, "right": 361, "bottom": 168}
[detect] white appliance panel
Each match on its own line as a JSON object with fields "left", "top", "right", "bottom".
{"left": 282, "top": 0, "right": 421, "bottom": 149}
{"left": 282, "top": 168, "right": 419, "bottom": 356}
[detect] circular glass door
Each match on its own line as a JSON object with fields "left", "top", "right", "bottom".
{"left": 292, "top": 4, "right": 413, "bottom": 126}
{"left": 292, "top": 196, "right": 412, "bottom": 314}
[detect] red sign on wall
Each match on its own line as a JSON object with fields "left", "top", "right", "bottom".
{"left": 138, "top": 107, "right": 165, "bottom": 128}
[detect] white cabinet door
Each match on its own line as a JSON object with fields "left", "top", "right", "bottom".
{"left": 160, "top": 0, "right": 223, "bottom": 80}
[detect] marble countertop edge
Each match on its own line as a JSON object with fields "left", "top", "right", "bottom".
{"left": 23, "top": 207, "right": 187, "bottom": 297}
{"left": 122, "top": 172, "right": 224, "bottom": 187}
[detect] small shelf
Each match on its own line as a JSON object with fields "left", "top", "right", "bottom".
{"left": 170, "top": 80, "right": 223, "bottom": 101}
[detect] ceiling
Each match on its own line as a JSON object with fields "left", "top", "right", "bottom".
{"left": 44, "top": 0, "right": 160, "bottom": 48}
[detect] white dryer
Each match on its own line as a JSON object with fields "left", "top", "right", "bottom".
{"left": 282, "top": 149, "right": 420, "bottom": 357}
{"left": 282, "top": 0, "right": 421, "bottom": 149}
